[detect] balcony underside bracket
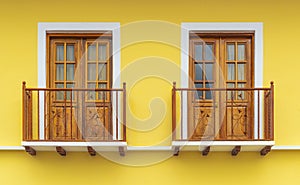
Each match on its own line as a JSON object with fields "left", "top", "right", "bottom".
{"left": 87, "top": 146, "right": 96, "bottom": 156}
{"left": 231, "top": 146, "right": 241, "bottom": 156}
{"left": 25, "top": 146, "right": 36, "bottom": 156}
{"left": 56, "top": 146, "right": 66, "bottom": 156}
{"left": 119, "top": 146, "right": 126, "bottom": 157}
{"left": 260, "top": 146, "right": 272, "bottom": 156}
{"left": 202, "top": 146, "right": 210, "bottom": 156}
{"left": 173, "top": 146, "right": 180, "bottom": 156}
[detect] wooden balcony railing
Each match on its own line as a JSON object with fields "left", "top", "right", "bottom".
{"left": 172, "top": 82, "right": 274, "bottom": 141}
{"left": 22, "top": 82, "right": 126, "bottom": 142}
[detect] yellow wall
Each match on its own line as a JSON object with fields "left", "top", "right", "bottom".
{"left": 1, "top": 151, "right": 300, "bottom": 185}
{"left": 0, "top": 0, "right": 300, "bottom": 184}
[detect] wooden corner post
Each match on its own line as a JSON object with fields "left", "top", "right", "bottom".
{"left": 122, "top": 82, "right": 127, "bottom": 142}
{"left": 22, "top": 81, "right": 26, "bottom": 141}
{"left": 172, "top": 82, "right": 176, "bottom": 140}
{"left": 270, "top": 81, "right": 274, "bottom": 141}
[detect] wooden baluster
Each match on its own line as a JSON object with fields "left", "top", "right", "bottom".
{"left": 64, "top": 90, "right": 67, "bottom": 139}
{"left": 37, "top": 90, "right": 40, "bottom": 140}
{"left": 258, "top": 90, "right": 260, "bottom": 140}
{"left": 116, "top": 91, "right": 119, "bottom": 140}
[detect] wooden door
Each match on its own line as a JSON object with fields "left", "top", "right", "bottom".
{"left": 189, "top": 33, "right": 254, "bottom": 140}
{"left": 189, "top": 38, "right": 220, "bottom": 140}
{"left": 46, "top": 35, "right": 112, "bottom": 141}
{"left": 220, "top": 37, "right": 253, "bottom": 140}
{"left": 83, "top": 39, "right": 112, "bottom": 141}
{"left": 47, "top": 39, "right": 80, "bottom": 140}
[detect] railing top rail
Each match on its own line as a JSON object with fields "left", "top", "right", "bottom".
{"left": 174, "top": 87, "right": 271, "bottom": 91}
{"left": 25, "top": 88, "right": 124, "bottom": 92}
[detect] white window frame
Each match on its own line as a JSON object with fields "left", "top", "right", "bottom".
{"left": 38, "top": 22, "right": 121, "bottom": 140}
{"left": 181, "top": 22, "right": 263, "bottom": 140}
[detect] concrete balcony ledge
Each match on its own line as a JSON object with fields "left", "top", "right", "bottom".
{"left": 172, "top": 140, "right": 275, "bottom": 156}
{"left": 22, "top": 141, "right": 127, "bottom": 156}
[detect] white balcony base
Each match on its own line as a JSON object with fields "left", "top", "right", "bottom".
{"left": 22, "top": 141, "right": 127, "bottom": 152}
{"left": 172, "top": 141, "right": 275, "bottom": 152}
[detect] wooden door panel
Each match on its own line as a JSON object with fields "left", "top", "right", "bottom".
{"left": 84, "top": 106, "right": 111, "bottom": 140}
{"left": 49, "top": 106, "right": 79, "bottom": 140}
{"left": 191, "top": 106, "right": 215, "bottom": 140}
{"left": 225, "top": 106, "right": 249, "bottom": 139}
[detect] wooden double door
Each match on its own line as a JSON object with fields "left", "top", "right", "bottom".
{"left": 45, "top": 33, "right": 113, "bottom": 141}
{"left": 189, "top": 33, "right": 254, "bottom": 140}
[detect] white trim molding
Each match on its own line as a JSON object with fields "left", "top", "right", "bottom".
{"left": 180, "top": 22, "right": 263, "bottom": 140}
{"left": 37, "top": 22, "right": 121, "bottom": 140}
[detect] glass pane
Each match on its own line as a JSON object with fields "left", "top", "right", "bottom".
{"left": 88, "top": 45, "right": 96, "bottom": 61}
{"left": 98, "top": 83, "right": 107, "bottom": 88}
{"left": 238, "top": 44, "right": 245, "bottom": 61}
{"left": 238, "top": 83, "right": 245, "bottom": 100}
{"left": 227, "top": 43, "right": 235, "bottom": 61}
{"left": 66, "top": 83, "right": 74, "bottom": 100}
{"left": 195, "top": 44, "right": 203, "bottom": 61}
{"left": 66, "top": 64, "right": 75, "bottom": 81}
{"left": 237, "top": 63, "right": 245, "bottom": 80}
{"left": 56, "top": 64, "right": 64, "bottom": 81}
{"left": 205, "top": 44, "right": 213, "bottom": 61}
{"left": 98, "top": 83, "right": 107, "bottom": 100}
{"left": 227, "top": 63, "right": 235, "bottom": 80}
{"left": 205, "top": 83, "right": 213, "bottom": 99}
{"left": 205, "top": 63, "right": 214, "bottom": 80}
{"left": 87, "top": 64, "right": 96, "bottom": 81}
{"left": 66, "top": 45, "right": 74, "bottom": 61}
{"left": 227, "top": 83, "right": 235, "bottom": 100}
{"left": 98, "top": 64, "right": 107, "bottom": 80}
{"left": 195, "top": 63, "right": 202, "bottom": 80}
{"left": 98, "top": 44, "right": 107, "bottom": 61}
{"left": 56, "top": 83, "right": 64, "bottom": 100}
{"left": 56, "top": 45, "right": 64, "bottom": 61}
{"left": 88, "top": 83, "right": 96, "bottom": 88}
{"left": 87, "top": 83, "right": 96, "bottom": 100}
{"left": 195, "top": 83, "right": 203, "bottom": 99}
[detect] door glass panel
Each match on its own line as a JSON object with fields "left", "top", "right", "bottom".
{"left": 98, "top": 64, "right": 107, "bottom": 80}
{"left": 56, "top": 45, "right": 64, "bottom": 61}
{"left": 88, "top": 45, "right": 96, "bottom": 61}
{"left": 227, "top": 43, "right": 235, "bottom": 61}
{"left": 55, "top": 83, "right": 64, "bottom": 100}
{"left": 66, "top": 64, "right": 75, "bottom": 81}
{"left": 66, "top": 83, "right": 74, "bottom": 100}
{"left": 195, "top": 63, "right": 202, "bottom": 80}
{"left": 237, "top": 83, "right": 245, "bottom": 100}
{"left": 205, "top": 83, "right": 213, "bottom": 99}
{"left": 98, "top": 44, "right": 107, "bottom": 61}
{"left": 205, "top": 44, "right": 213, "bottom": 61}
{"left": 66, "top": 45, "right": 74, "bottom": 61}
{"left": 56, "top": 64, "right": 64, "bottom": 81}
{"left": 195, "top": 83, "right": 203, "bottom": 99}
{"left": 87, "top": 83, "right": 96, "bottom": 100}
{"left": 98, "top": 83, "right": 107, "bottom": 100}
{"left": 195, "top": 44, "right": 203, "bottom": 61}
{"left": 205, "top": 63, "right": 214, "bottom": 80}
{"left": 238, "top": 44, "right": 245, "bottom": 61}
{"left": 227, "top": 83, "right": 235, "bottom": 100}
{"left": 87, "top": 64, "right": 96, "bottom": 81}
{"left": 237, "top": 63, "right": 245, "bottom": 80}
{"left": 227, "top": 63, "right": 235, "bottom": 80}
